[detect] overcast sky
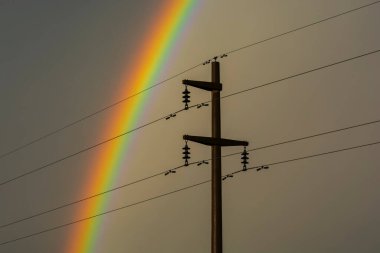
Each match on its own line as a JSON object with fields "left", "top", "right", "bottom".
{"left": 1, "top": 0, "right": 380, "bottom": 252}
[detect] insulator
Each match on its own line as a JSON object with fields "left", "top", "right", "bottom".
{"left": 182, "top": 141, "right": 190, "bottom": 166}
{"left": 241, "top": 146, "right": 249, "bottom": 171}
{"left": 182, "top": 86, "right": 190, "bottom": 110}
{"left": 182, "top": 88, "right": 190, "bottom": 95}
{"left": 241, "top": 149, "right": 249, "bottom": 156}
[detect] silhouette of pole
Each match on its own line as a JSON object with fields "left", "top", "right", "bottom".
{"left": 211, "top": 61, "right": 222, "bottom": 253}
{"left": 182, "top": 60, "right": 248, "bottom": 253}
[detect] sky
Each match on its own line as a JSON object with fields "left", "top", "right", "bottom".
{"left": 1, "top": 0, "right": 380, "bottom": 252}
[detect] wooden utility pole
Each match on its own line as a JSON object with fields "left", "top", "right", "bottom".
{"left": 183, "top": 60, "right": 248, "bottom": 253}
{"left": 211, "top": 60, "right": 223, "bottom": 253}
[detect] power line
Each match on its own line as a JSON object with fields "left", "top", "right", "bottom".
{"left": 1, "top": 0, "right": 377, "bottom": 161}
{"left": 0, "top": 48, "right": 378, "bottom": 188}
{"left": 0, "top": 108, "right": 185, "bottom": 187}
{"left": 0, "top": 165, "right": 184, "bottom": 229}
{"left": 0, "top": 64, "right": 201, "bottom": 161}
{"left": 1, "top": 118, "right": 379, "bottom": 229}
{"left": 1, "top": 140, "right": 379, "bottom": 247}
{"left": 224, "top": 1, "right": 380, "bottom": 56}
{"left": 223, "top": 119, "right": 380, "bottom": 159}
{"left": 231, "top": 141, "right": 380, "bottom": 176}
{"left": 221, "top": 49, "right": 380, "bottom": 100}
{"left": 0, "top": 180, "right": 210, "bottom": 247}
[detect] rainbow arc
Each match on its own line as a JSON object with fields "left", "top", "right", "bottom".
{"left": 64, "top": 1, "right": 197, "bottom": 252}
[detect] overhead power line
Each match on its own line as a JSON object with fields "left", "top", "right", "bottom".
{"left": 1, "top": 118, "right": 379, "bottom": 229}
{"left": 225, "top": 1, "right": 380, "bottom": 56}
{"left": 0, "top": 64, "right": 201, "bottom": 161}
{"left": 228, "top": 141, "right": 380, "bottom": 177}
{"left": 221, "top": 49, "right": 380, "bottom": 100}
{"left": 1, "top": 140, "right": 379, "bottom": 247}
{"left": 1, "top": 0, "right": 378, "bottom": 161}
{"left": 0, "top": 48, "right": 378, "bottom": 188}
{"left": 0, "top": 108, "right": 186, "bottom": 187}
{"left": 214, "top": 119, "right": 380, "bottom": 160}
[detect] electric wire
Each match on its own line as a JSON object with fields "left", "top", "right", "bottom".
{"left": 222, "top": 119, "right": 380, "bottom": 159}
{"left": 1, "top": 118, "right": 379, "bottom": 229}
{"left": 230, "top": 141, "right": 380, "bottom": 176}
{"left": 1, "top": 0, "right": 378, "bottom": 161}
{"left": 0, "top": 48, "right": 378, "bottom": 188}
{"left": 221, "top": 49, "right": 380, "bottom": 100}
{"left": 0, "top": 108, "right": 186, "bottom": 187}
{"left": 224, "top": 1, "right": 380, "bottom": 56}
{"left": 0, "top": 180, "right": 210, "bottom": 247}
{"left": 0, "top": 65, "right": 201, "bottom": 161}
{"left": 1, "top": 1, "right": 379, "bottom": 248}
{"left": 1, "top": 140, "right": 379, "bottom": 246}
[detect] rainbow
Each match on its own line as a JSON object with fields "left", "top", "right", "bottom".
{"left": 64, "top": 1, "right": 197, "bottom": 252}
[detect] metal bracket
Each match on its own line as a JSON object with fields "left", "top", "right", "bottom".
{"left": 182, "top": 79, "right": 222, "bottom": 91}
{"left": 183, "top": 135, "right": 248, "bottom": 147}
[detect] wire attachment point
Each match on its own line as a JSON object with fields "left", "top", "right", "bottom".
{"left": 164, "top": 169, "right": 176, "bottom": 176}
{"left": 197, "top": 160, "right": 209, "bottom": 166}
{"left": 222, "top": 174, "right": 234, "bottom": 181}
{"left": 196, "top": 102, "right": 209, "bottom": 109}
{"left": 165, "top": 113, "right": 177, "bottom": 120}
{"left": 202, "top": 59, "right": 211, "bottom": 65}
{"left": 257, "top": 165, "right": 269, "bottom": 171}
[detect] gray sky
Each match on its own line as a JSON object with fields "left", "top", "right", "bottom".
{"left": 1, "top": 0, "right": 380, "bottom": 252}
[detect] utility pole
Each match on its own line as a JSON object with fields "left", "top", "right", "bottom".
{"left": 182, "top": 60, "right": 248, "bottom": 253}
{"left": 211, "top": 60, "right": 223, "bottom": 253}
